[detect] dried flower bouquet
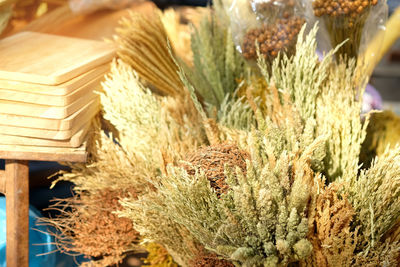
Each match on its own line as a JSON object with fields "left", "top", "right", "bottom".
{"left": 42, "top": 1, "right": 400, "bottom": 266}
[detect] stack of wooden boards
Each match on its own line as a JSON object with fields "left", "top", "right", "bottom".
{"left": 0, "top": 31, "right": 114, "bottom": 148}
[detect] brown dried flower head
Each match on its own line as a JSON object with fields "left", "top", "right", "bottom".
{"left": 182, "top": 142, "right": 250, "bottom": 195}
{"left": 190, "top": 251, "right": 235, "bottom": 267}
{"left": 71, "top": 188, "right": 140, "bottom": 258}
{"left": 242, "top": 17, "right": 305, "bottom": 61}
{"left": 312, "top": 0, "right": 379, "bottom": 28}
{"left": 311, "top": 0, "right": 379, "bottom": 58}
{"left": 48, "top": 188, "right": 140, "bottom": 266}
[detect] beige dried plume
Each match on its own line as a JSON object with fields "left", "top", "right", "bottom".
{"left": 114, "top": 11, "right": 183, "bottom": 97}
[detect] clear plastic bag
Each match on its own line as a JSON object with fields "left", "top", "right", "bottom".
{"left": 309, "top": 0, "right": 389, "bottom": 59}
{"left": 69, "top": 0, "right": 138, "bottom": 14}
{"left": 223, "top": 0, "right": 306, "bottom": 63}
{"left": 250, "top": 0, "right": 302, "bottom": 21}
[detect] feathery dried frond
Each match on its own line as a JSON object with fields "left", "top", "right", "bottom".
{"left": 316, "top": 59, "right": 369, "bottom": 182}
{"left": 261, "top": 25, "right": 334, "bottom": 124}
{"left": 259, "top": 24, "right": 368, "bottom": 182}
{"left": 348, "top": 145, "right": 400, "bottom": 249}
{"left": 120, "top": 192, "right": 205, "bottom": 267}
{"left": 124, "top": 128, "right": 328, "bottom": 266}
{"left": 307, "top": 183, "right": 357, "bottom": 267}
{"left": 101, "top": 60, "right": 204, "bottom": 177}
{"left": 47, "top": 57, "right": 205, "bottom": 264}
{"left": 353, "top": 241, "right": 400, "bottom": 267}
{"left": 218, "top": 94, "right": 256, "bottom": 131}
{"left": 41, "top": 188, "right": 141, "bottom": 267}
{"left": 189, "top": 12, "right": 246, "bottom": 108}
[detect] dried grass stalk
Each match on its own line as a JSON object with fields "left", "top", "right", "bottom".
{"left": 114, "top": 11, "right": 183, "bottom": 97}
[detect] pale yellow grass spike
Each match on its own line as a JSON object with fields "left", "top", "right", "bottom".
{"left": 115, "top": 12, "right": 184, "bottom": 97}
{"left": 122, "top": 27, "right": 181, "bottom": 84}
{"left": 360, "top": 6, "right": 400, "bottom": 75}
{"left": 129, "top": 15, "right": 183, "bottom": 87}
{"left": 117, "top": 26, "right": 180, "bottom": 90}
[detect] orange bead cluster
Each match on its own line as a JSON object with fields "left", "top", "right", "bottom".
{"left": 312, "top": 0, "right": 378, "bottom": 27}
{"left": 253, "top": 0, "right": 296, "bottom": 19}
{"left": 242, "top": 17, "right": 305, "bottom": 60}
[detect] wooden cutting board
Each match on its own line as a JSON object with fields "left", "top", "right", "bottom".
{"left": 0, "top": 98, "right": 99, "bottom": 130}
{"left": 0, "top": 107, "right": 93, "bottom": 140}
{"left": 0, "top": 31, "right": 115, "bottom": 85}
{"left": 0, "top": 123, "right": 91, "bottom": 148}
{"left": 0, "top": 63, "right": 109, "bottom": 95}
{"left": 0, "top": 91, "right": 97, "bottom": 119}
{"left": 0, "top": 74, "right": 104, "bottom": 106}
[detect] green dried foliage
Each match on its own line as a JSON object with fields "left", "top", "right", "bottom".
{"left": 315, "top": 59, "right": 369, "bottom": 182}
{"left": 101, "top": 60, "right": 205, "bottom": 177}
{"left": 48, "top": 59, "right": 207, "bottom": 265}
{"left": 217, "top": 94, "right": 255, "bottom": 131}
{"left": 260, "top": 25, "right": 334, "bottom": 123}
{"left": 189, "top": 12, "right": 246, "bottom": 109}
{"left": 45, "top": 5, "right": 400, "bottom": 266}
{"left": 121, "top": 127, "right": 327, "bottom": 266}
{"left": 353, "top": 241, "right": 400, "bottom": 266}
{"left": 258, "top": 24, "right": 368, "bottom": 182}
{"left": 348, "top": 145, "right": 400, "bottom": 249}
{"left": 119, "top": 191, "right": 204, "bottom": 267}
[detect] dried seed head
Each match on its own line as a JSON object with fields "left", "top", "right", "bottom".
{"left": 242, "top": 16, "right": 305, "bottom": 60}
{"left": 190, "top": 251, "right": 235, "bottom": 267}
{"left": 182, "top": 142, "right": 250, "bottom": 195}
{"left": 54, "top": 188, "right": 140, "bottom": 264}
{"left": 312, "top": 0, "right": 379, "bottom": 26}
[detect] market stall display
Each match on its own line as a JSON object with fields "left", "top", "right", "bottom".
{"left": 1, "top": 0, "right": 399, "bottom": 266}
{"left": 39, "top": 1, "right": 400, "bottom": 266}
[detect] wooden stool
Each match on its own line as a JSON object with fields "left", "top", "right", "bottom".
{"left": 0, "top": 144, "right": 86, "bottom": 267}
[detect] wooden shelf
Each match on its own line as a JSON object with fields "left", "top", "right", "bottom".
{"left": 0, "top": 143, "right": 87, "bottom": 162}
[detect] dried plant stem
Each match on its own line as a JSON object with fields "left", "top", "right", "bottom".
{"left": 115, "top": 12, "right": 184, "bottom": 97}
{"left": 323, "top": 11, "right": 369, "bottom": 59}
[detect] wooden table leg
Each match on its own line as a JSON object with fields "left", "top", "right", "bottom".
{"left": 6, "top": 160, "right": 29, "bottom": 267}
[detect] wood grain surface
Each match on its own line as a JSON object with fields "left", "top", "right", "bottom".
{"left": 0, "top": 74, "right": 104, "bottom": 106}
{"left": 0, "top": 63, "right": 109, "bottom": 95}
{"left": 0, "top": 143, "right": 87, "bottom": 162}
{"left": 22, "top": 2, "right": 156, "bottom": 41}
{"left": 0, "top": 122, "right": 90, "bottom": 147}
{"left": 0, "top": 91, "right": 97, "bottom": 119}
{"left": 6, "top": 160, "right": 29, "bottom": 267}
{"left": 0, "top": 110, "right": 93, "bottom": 140}
{"left": 0, "top": 31, "right": 114, "bottom": 85}
{"left": 0, "top": 98, "right": 99, "bottom": 130}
